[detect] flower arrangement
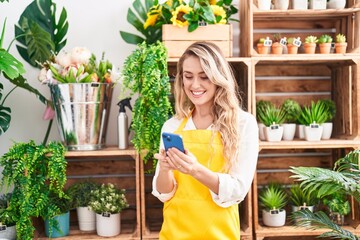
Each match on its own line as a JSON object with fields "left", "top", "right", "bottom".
{"left": 120, "top": 0, "right": 238, "bottom": 45}
{"left": 89, "top": 183, "right": 129, "bottom": 214}
{"left": 38, "top": 47, "right": 120, "bottom": 84}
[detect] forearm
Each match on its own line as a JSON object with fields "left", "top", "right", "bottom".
{"left": 156, "top": 169, "right": 175, "bottom": 194}
{"left": 191, "top": 163, "right": 219, "bottom": 194}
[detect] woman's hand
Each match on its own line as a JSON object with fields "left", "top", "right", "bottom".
{"left": 166, "top": 148, "right": 198, "bottom": 175}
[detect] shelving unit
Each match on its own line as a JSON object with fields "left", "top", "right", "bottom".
{"left": 36, "top": 146, "right": 141, "bottom": 240}
{"left": 239, "top": 0, "right": 360, "bottom": 239}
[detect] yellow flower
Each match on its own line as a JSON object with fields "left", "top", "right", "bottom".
{"left": 209, "top": 0, "right": 217, "bottom": 5}
{"left": 211, "top": 5, "right": 227, "bottom": 24}
{"left": 171, "top": 5, "right": 192, "bottom": 27}
{"left": 144, "top": 5, "right": 162, "bottom": 29}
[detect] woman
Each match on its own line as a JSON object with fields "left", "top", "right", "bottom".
{"left": 152, "top": 42, "right": 259, "bottom": 239}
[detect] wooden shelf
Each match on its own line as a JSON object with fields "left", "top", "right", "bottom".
{"left": 253, "top": 7, "right": 360, "bottom": 18}
{"left": 259, "top": 139, "right": 360, "bottom": 150}
{"left": 64, "top": 146, "right": 137, "bottom": 158}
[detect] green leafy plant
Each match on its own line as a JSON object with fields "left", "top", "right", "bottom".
{"left": 120, "top": 0, "right": 238, "bottom": 45}
{"left": 289, "top": 184, "right": 318, "bottom": 207}
{"left": 0, "top": 193, "right": 15, "bottom": 227}
{"left": 121, "top": 41, "right": 173, "bottom": 166}
{"left": 89, "top": 183, "right": 129, "bottom": 214}
{"left": 256, "top": 100, "right": 273, "bottom": 121}
{"left": 318, "top": 34, "right": 333, "bottom": 44}
{"left": 318, "top": 99, "right": 336, "bottom": 122}
{"left": 336, "top": 33, "right": 346, "bottom": 43}
{"left": 297, "top": 100, "right": 329, "bottom": 126}
{"left": 67, "top": 180, "right": 100, "bottom": 208}
{"left": 281, "top": 99, "right": 302, "bottom": 123}
{"left": 323, "top": 193, "right": 351, "bottom": 216}
{"left": 304, "top": 35, "right": 318, "bottom": 44}
{"left": 259, "top": 183, "right": 287, "bottom": 211}
{"left": 257, "top": 103, "right": 286, "bottom": 127}
{"left": 0, "top": 140, "right": 67, "bottom": 239}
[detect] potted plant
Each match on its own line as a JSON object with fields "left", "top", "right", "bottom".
{"left": 259, "top": 183, "right": 287, "bottom": 227}
{"left": 335, "top": 33, "right": 347, "bottom": 54}
{"left": 44, "top": 190, "right": 72, "bottom": 238}
{"left": 257, "top": 37, "right": 271, "bottom": 55}
{"left": 0, "top": 140, "right": 67, "bottom": 239}
{"left": 318, "top": 34, "right": 333, "bottom": 54}
{"left": 286, "top": 37, "right": 301, "bottom": 54}
{"left": 257, "top": 103, "right": 286, "bottom": 142}
{"left": 0, "top": 193, "right": 16, "bottom": 240}
{"left": 256, "top": 100, "right": 274, "bottom": 140}
{"left": 89, "top": 183, "right": 129, "bottom": 237}
{"left": 271, "top": 33, "right": 284, "bottom": 55}
{"left": 67, "top": 180, "right": 100, "bottom": 231}
{"left": 121, "top": 41, "right": 173, "bottom": 167}
{"left": 297, "top": 100, "right": 328, "bottom": 141}
{"left": 303, "top": 35, "right": 318, "bottom": 54}
{"left": 281, "top": 99, "right": 301, "bottom": 140}
{"left": 323, "top": 193, "right": 351, "bottom": 226}
{"left": 318, "top": 99, "right": 336, "bottom": 139}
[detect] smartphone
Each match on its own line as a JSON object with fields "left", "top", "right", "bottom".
{"left": 162, "top": 132, "right": 185, "bottom": 153}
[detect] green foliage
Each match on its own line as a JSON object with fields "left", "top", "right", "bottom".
{"left": 0, "top": 193, "right": 15, "bottom": 226}
{"left": 281, "top": 99, "right": 301, "bottom": 123}
{"left": 121, "top": 41, "right": 173, "bottom": 166}
{"left": 15, "top": 0, "right": 68, "bottom": 68}
{"left": 259, "top": 183, "right": 287, "bottom": 211}
{"left": 0, "top": 83, "right": 11, "bottom": 135}
{"left": 297, "top": 100, "right": 329, "bottom": 125}
{"left": 256, "top": 100, "right": 273, "bottom": 121}
{"left": 0, "top": 140, "right": 67, "bottom": 240}
{"left": 257, "top": 103, "right": 286, "bottom": 127}
{"left": 304, "top": 35, "right": 318, "bottom": 44}
{"left": 67, "top": 180, "right": 100, "bottom": 208}
{"left": 289, "top": 184, "right": 318, "bottom": 207}
{"left": 0, "top": 49, "right": 26, "bottom": 79}
{"left": 336, "top": 33, "right": 346, "bottom": 43}
{"left": 323, "top": 193, "right": 351, "bottom": 216}
{"left": 318, "top": 99, "right": 336, "bottom": 122}
{"left": 318, "top": 34, "right": 333, "bottom": 44}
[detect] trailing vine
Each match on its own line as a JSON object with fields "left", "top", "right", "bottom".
{"left": 121, "top": 41, "right": 173, "bottom": 167}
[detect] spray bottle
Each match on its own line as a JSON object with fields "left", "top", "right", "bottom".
{"left": 117, "top": 98, "right": 132, "bottom": 149}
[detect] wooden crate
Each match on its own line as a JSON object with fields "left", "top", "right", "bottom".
{"left": 36, "top": 147, "right": 141, "bottom": 240}
{"left": 162, "top": 24, "right": 233, "bottom": 57}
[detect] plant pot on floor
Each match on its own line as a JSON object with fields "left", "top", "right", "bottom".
{"left": 77, "top": 207, "right": 96, "bottom": 231}
{"left": 262, "top": 209, "right": 286, "bottom": 227}
{"left": 45, "top": 211, "right": 70, "bottom": 238}
{"left": 96, "top": 212, "right": 121, "bottom": 237}
{"left": 0, "top": 225, "right": 16, "bottom": 240}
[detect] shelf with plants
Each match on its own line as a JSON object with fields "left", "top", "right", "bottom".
{"left": 36, "top": 146, "right": 141, "bottom": 240}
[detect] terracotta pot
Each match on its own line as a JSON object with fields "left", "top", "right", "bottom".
{"left": 271, "top": 43, "right": 283, "bottom": 54}
{"left": 287, "top": 44, "right": 298, "bottom": 54}
{"left": 319, "top": 43, "right": 332, "bottom": 54}
{"left": 257, "top": 43, "right": 270, "bottom": 54}
{"left": 303, "top": 43, "right": 316, "bottom": 54}
{"left": 335, "top": 42, "right": 347, "bottom": 54}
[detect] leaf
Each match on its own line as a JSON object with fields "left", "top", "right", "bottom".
{"left": 120, "top": 31, "right": 145, "bottom": 45}
{"left": 0, "top": 83, "right": 11, "bottom": 136}
{"left": 0, "top": 49, "right": 26, "bottom": 79}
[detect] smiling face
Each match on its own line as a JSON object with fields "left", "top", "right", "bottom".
{"left": 182, "top": 55, "right": 217, "bottom": 110}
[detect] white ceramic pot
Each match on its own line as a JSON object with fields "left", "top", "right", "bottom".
{"left": 264, "top": 126, "right": 284, "bottom": 142}
{"left": 309, "top": 0, "right": 326, "bottom": 9}
{"left": 291, "top": 0, "right": 308, "bottom": 9}
{"left": 258, "top": 0, "right": 272, "bottom": 10}
{"left": 0, "top": 225, "right": 16, "bottom": 240}
{"left": 304, "top": 125, "right": 323, "bottom": 141}
{"left": 295, "top": 124, "right": 305, "bottom": 139}
{"left": 274, "top": 0, "right": 289, "bottom": 9}
{"left": 258, "top": 123, "right": 266, "bottom": 140}
{"left": 262, "top": 209, "right": 286, "bottom": 227}
{"left": 321, "top": 122, "right": 333, "bottom": 140}
{"left": 77, "top": 206, "right": 96, "bottom": 231}
{"left": 96, "top": 212, "right": 121, "bottom": 237}
{"left": 327, "top": 0, "right": 346, "bottom": 9}
{"left": 281, "top": 123, "right": 296, "bottom": 141}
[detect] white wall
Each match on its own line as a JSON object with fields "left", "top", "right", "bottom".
{"left": 0, "top": 0, "right": 240, "bottom": 157}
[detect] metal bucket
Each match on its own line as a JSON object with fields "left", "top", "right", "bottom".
{"left": 49, "top": 83, "right": 114, "bottom": 151}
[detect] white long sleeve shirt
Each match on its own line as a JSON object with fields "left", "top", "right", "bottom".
{"left": 152, "top": 109, "right": 259, "bottom": 207}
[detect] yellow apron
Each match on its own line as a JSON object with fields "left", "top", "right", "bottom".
{"left": 159, "top": 117, "right": 240, "bottom": 240}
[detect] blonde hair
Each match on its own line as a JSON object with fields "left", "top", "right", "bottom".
{"left": 173, "top": 42, "right": 242, "bottom": 171}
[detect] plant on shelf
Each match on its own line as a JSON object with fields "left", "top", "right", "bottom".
{"left": 89, "top": 183, "right": 129, "bottom": 237}
{"left": 257, "top": 103, "right": 286, "bottom": 141}
{"left": 120, "top": 0, "right": 239, "bottom": 45}
{"left": 271, "top": 33, "right": 283, "bottom": 55}
{"left": 0, "top": 140, "right": 67, "bottom": 239}
{"left": 318, "top": 34, "right": 333, "bottom": 54}
{"left": 259, "top": 183, "right": 287, "bottom": 227}
{"left": 335, "top": 33, "right": 347, "bottom": 54}
{"left": 318, "top": 99, "right": 336, "bottom": 139}
{"left": 290, "top": 149, "right": 360, "bottom": 239}
{"left": 303, "top": 35, "right": 318, "bottom": 54}
{"left": 289, "top": 184, "right": 318, "bottom": 211}
{"left": 323, "top": 193, "right": 351, "bottom": 226}
{"left": 256, "top": 100, "right": 274, "bottom": 140}
{"left": 0, "top": 193, "right": 16, "bottom": 240}
{"left": 121, "top": 41, "right": 173, "bottom": 167}
{"left": 257, "top": 37, "right": 270, "bottom": 55}
{"left": 287, "top": 37, "right": 301, "bottom": 54}
{"left": 281, "top": 99, "right": 301, "bottom": 140}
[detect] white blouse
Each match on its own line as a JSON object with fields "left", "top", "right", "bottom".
{"left": 151, "top": 109, "right": 259, "bottom": 208}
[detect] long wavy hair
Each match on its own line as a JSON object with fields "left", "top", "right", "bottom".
{"left": 173, "top": 42, "right": 243, "bottom": 171}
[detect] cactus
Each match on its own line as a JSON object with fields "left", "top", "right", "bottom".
{"left": 335, "top": 33, "right": 346, "bottom": 43}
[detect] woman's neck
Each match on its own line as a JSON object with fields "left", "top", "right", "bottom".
{"left": 192, "top": 107, "right": 214, "bottom": 129}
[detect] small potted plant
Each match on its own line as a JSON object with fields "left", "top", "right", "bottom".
{"left": 271, "top": 34, "right": 284, "bottom": 55}
{"left": 67, "top": 180, "right": 100, "bottom": 231}
{"left": 335, "top": 33, "right": 347, "bottom": 54}
{"left": 297, "top": 100, "right": 329, "bottom": 141}
{"left": 303, "top": 35, "right": 318, "bottom": 54}
{"left": 281, "top": 99, "right": 302, "bottom": 140}
{"left": 0, "top": 193, "right": 16, "bottom": 240}
{"left": 256, "top": 100, "right": 274, "bottom": 140}
{"left": 323, "top": 193, "right": 351, "bottom": 226}
{"left": 318, "top": 34, "right": 333, "bottom": 54}
{"left": 286, "top": 37, "right": 300, "bottom": 54}
{"left": 318, "top": 99, "right": 336, "bottom": 139}
{"left": 257, "top": 103, "right": 286, "bottom": 142}
{"left": 257, "top": 37, "right": 271, "bottom": 55}
{"left": 89, "top": 183, "right": 129, "bottom": 237}
{"left": 259, "top": 183, "right": 287, "bottom": 227}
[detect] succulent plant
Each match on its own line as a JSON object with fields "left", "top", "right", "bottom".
{"left": 304, "top": 35, "right": 318, "bottom": 44}
{"left": 335, "top": 33, "right": 346, "bottom": 43}
{"left": 318, "top": 34, "right": 333, "bottom": 44}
